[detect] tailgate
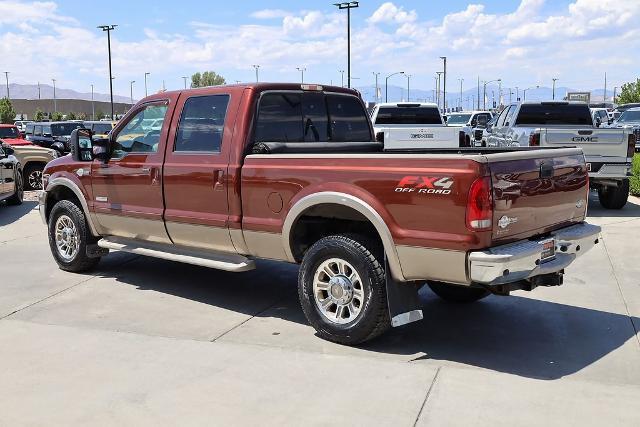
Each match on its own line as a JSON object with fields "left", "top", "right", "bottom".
{"left": 382, "top": 126, "right": 460, "bottom": 150}
{"left": 542, "top": 128, "right": 628, "bottom": 158}
{"left": 487, "top": 148, "right": 588, "bottom": 243}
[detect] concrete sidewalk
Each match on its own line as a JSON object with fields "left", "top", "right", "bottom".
{"left": 0, "top": 194, "right": 639, "bottom": 426}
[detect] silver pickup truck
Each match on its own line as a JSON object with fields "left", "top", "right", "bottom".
{"left": 487, "top": 101, "right": 635, "bottom": 209}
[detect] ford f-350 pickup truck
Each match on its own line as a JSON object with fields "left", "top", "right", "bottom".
{"left": 487, "top": 101, "right": 636, "bottom": 209}
{"left": 40, "top": 83, "right": 601, "bottom": 345}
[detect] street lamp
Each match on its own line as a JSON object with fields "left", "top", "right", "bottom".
{"left": 405, "top": 74, "right": 411, "bottom": 101}
{"left": 372, "top": 72, "right": 380, "bottom": 102}
{"left": 3, "top": 72, "right": 9, "bottom": 99}
{"left": 91, "top": 84, "right": 95, "bottom": 120}
{"left": 144, "top": 72, "right": 150, "bottom": 97}
{"left": 436, "top": 72, "right": 443, "bottom": 110}
{"left": 252, "top": 64, "right": 260, "bottom": 82}
{"left": 385, "top": 71, "right": 404, "bottom": 102}
{"left": 523, "top": 85, "right": 539, "bottom": 101}
{"left": 52, "top": 78, "right": 57, "bottom": 113}
{"left": 296, "top": 67, "right": 306, "bottom": 83}
{"left": 98, "top": 24, "right": 117, "bottom": 119}
{"left": 552, "top": 78, "right": 559, "bottom": 100}
{"left": 458, "top": 78, "right": 464, "bottom": 110}
{"left": 130, "top": 80, "right": 135, "bottom": 105}
{"left": 440, "top": 56, "right": 447, "bottom": 112}
{"left": 333, "top": 1, "right": 359, "bottom": 88}
{"left": 182, "top": 76, "right": 188, "bottom": 89}
{"left": 483, "top": 79, "right": 501, "bottom": 110}
{"left": 613, "top": 86, "right": 618, "bottom": 104}
{"left": 339, "top": 70, "right": 345, "bottom": 87}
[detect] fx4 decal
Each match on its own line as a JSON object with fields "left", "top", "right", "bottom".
{"left": 395, "top": 176, "right": 454, "bottom": 195}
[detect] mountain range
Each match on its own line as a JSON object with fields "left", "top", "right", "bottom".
{"left": 2, "top": 83, "right": 132, "bottom": 103}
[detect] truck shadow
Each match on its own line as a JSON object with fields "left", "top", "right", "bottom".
{"left": 587, "top": 192, "right": 640, "bottom": 218}
{"left": 95, "top": 256, "right": 638, "bottom": 381}
{"left": 0, "top": 200, "right": 38, "bottom": 227}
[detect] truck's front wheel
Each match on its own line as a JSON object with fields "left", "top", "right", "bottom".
{"left": 428, "top": 282, "right": 490, "bottom": 303}
{"left": 598, "top": 179, "right": 629, "bottom": 210}
{"left": 298, "top": 235, "right": 390, "bottom": 345}
{"left": 48, "top": 200, "right": 100, "bottom": 272}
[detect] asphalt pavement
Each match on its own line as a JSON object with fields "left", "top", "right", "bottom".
{"left": 0, "top": 192, "right": 639, "bottom": 426}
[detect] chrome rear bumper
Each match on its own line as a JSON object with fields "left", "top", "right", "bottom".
{"left": 468, "top": 222, "right": 601, "bottom": 285}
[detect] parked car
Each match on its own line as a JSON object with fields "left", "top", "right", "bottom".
{"left": 614, "top": 103, "right": 640, "bottom": 114}
{"left": 39, "top": 83, "right": 601, "bottom": 345}
{"left": 590, "top": 107, "right": 612, "bottom": 127}
{"left": 27, "top": 121, "right": 84, "bottom": 155}
{"left": 0, "top": 144, "right": 24, "bottom": 206}
{"left": 1, "top": 141, "right": 57, "bottom": 190}
{"left": 83, "top": 121, "right": 116, "bottom": 139}
{"left": 446, "top": 111, "right": 494, "bottom": 146}
{"left": 14, "top": 120, "right": 33, "bottom": 136}
{"left": 487, "top": 101, "right": 635, "bottom": 209}
{"left": 609, "top": 107, "right": 640, "bottom": 152}
{"left": 0, "top": 124, "right": 32, "bottom": 146}
{"left": 370, "top": 102, "right": 463, "bottom": 149}
{"left": 472, "top": 115, "right": 498, "bottom": 147}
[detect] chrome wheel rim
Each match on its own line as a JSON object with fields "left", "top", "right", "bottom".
{"left": 313, "top": 258, "right": 364, "bottom": 324}
{"left": 28, "top": 170, "right": 43, "bottom": 189}
{"left": 54, "top": 215, "right": 80, "bottom": 261}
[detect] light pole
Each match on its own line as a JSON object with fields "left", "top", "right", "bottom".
{"left": 130, "top": 80, "right": 135, "bottom": 105}
{"left": 385, "top": 71, "right": 404, "bottom": 102}
{"left": 182, "top": 76, "right": 188, "bottom": 89}
{"left": 477, "top": 76, "right": 481, "bottom": 109}
{"left": 334, "top": 1, "right": 359, "bottom": 88}
{"left": 483, "top": 79, "right": 501, "bottom": 110}
{"left": 91, "top": 84, "right": 95, "bottom": 120}
{"left": 3, "top": 71, "right": 9, "bottom": 99}
{"left": 372, "top": 72, "right": 380, "bottom": 102}
{"left": 296, "top": 67, "right": 306, "bottom": 83}
{"left": 440, "top": 56, "right": 447, "bottom": 112}
{"left": 405, "top": 74, "right": 411, "bottom": 101}
{"left": 339, "top": 70, "right": 345, "bottom": 87}
{"left": 613, "top": 86, "right": 618, "bottom": 104}
{"left": 552, "top": 78, "right": 558, "bottom": 100}
{"left": 436, "top": 72, "right": 443, "bottom": 110}
{"left": 604, "top": 72, "right": 607, "bottom": 102}
{"left": 52, "top": 78, "right": 57, "bottom": 112}
{"left": 144, "top": 72, "right": 150, "bottom": 97}
{"left": 98, "top": 24, "right": 117, "bottom": 119}
{"left": 458, "top": 78, "right": 464, "bottom": 110}
{"left": 498, "top": 80, "right": 502, "bottom": 108}
{"left": 252, "top": 64, "right": 260, "bottom": 82}
{"left": 515, "top": 86, "right": 520, "bottom": 101}
{"left": 37, "top": 81, "right": 41, "bottom": 99}
{"left": 523, "top": 85, "right": 539, "bottom": 101}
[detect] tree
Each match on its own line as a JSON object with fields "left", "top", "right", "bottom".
{"left": 95, "top": 109, "right": 105, "bottom": 120}
{"left": 191, "top": 71, "right": 226, "bottom": 88}
{"left": 66, "top": 112, "right": 77, "bottom": 120}
{"left": 616, "top": 78, "right": 640, "bottom": 104}
{"left": 77, "top": 112, "right": 88, "bottom": 120}
{"left": 34, "top": 109, "right": 46, "bottom": 121}
{"left": 51, "top": 111, "right": 64, "bottom": 121}
{"left": 0, "top": 97, "right": 16, "bottom": 124}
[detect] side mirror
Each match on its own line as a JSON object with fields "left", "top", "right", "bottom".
{"left": 4, "top": 145, "right": 15, "bottom": 156}
{"left": 595, "top": 116, "right": 602, "bottom": 127}
{"left": 70, "top": 128, "right": 95, "bottom": 162}
{"left": 476, "top": 116, "right": 488, "bottom": 128}
{"left": 375, "top": 131, "right": 385, "bottom": 144}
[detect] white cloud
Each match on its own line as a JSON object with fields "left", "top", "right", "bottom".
{"left": 251, "top": 9, "right": 290, "bottom": 19}
{"left": 368, "top": 2, "right": 417, "bottom": 25}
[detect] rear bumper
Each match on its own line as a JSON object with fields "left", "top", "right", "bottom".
{"left": 587, "top": 162, "right": 632, "bottom": 180}
{"left": 468, "top": 222, "right": 601, "bottom": 285}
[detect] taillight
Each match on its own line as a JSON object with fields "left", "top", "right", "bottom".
{"left": 529, "top": 132, "right": 540, "bottom": 146}
{"left": 466, "top": 177, "right": 493, "bottom": 231}
{"left": 628, "top": 133, "right": 636, "bottom": 158}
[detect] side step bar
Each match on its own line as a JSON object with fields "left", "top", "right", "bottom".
{"left": 98, "top": 236, "right": 256, "bottom": 272}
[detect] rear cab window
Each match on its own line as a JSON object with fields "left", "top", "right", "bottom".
{"left": 516, "top": 104, "right": 593, "bottom": 126}
{"left": 374, "top": 106, "right": 442, "bottom": 125}
{"left": 174, "top": 95, "right": 230, "bottom": 152}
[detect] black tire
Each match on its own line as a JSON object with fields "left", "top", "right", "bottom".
{"left": 598, "top": 179, "right": 629, "bottom": 210}
{"left": 23, "top": 163, "right": 44, "bottom": 190}
{"left": 298, "top": 234, "right": 390, "bottom": 345}
{"left": 48, "top": 200, "right": 100, "bottom": 272}
{"left": 6, "top": 168, "right": 24, "bottom": 205}
{"left": 428, "top": 281, "right": 490, "bottom": 303}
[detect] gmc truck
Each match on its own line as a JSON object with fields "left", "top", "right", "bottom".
{"left": 40, "top": 83, "right": 601, "bottom": 345}
{"left": 487, "top": 101, "right": 635, "bottom": 209}
{"left": 370, "top": 102, "right": 463, "bottom": 149}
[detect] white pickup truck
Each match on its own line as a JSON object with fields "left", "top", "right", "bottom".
{"left": 370, "top": 103, "right": 463, "bottom": 150}
{"left": 487, "top": 101, "right": 635, "bottom": 209}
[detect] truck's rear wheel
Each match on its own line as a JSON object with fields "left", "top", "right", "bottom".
{"left": 48, "top": 200, "right": 100, "bottom": 272}
{"left": 598, "top": 179, "right": 629, "bottom": 210}
{"left": 428, "top": 282, "right": 490, "bottom": 303}
{"left": 298, "top": 235, "right": 390, "bottom": 345}
{"left": 24, "top": 163, "right": 44, "bottom": 190}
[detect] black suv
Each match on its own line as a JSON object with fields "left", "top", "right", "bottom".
{"left": 26, "top": 122, "right": 84, "bottom": 153}
{"left": 0, "top": 144, "right": 23, "bottom": 206}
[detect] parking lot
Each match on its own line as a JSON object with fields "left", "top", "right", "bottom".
{"left": 0, "top": 192, "right": 637, "bottom": 425}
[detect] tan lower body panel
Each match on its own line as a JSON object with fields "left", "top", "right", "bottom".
{"left": 396, "top": 245, "right": 469, "bottom": 284}
{"left": 95, "top": 213, "right": 172, "bottom": 244}
{"left": 165, "top": 221, "right": 236, "bottom": 253}
{"left": 243, "top": 230, "right": 289, "bottom": 262}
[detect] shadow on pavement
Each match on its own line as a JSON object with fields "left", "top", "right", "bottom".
{"left": 0, "top": 201, "right": 38, "bottom": 228}
{"left": 587, "top": 192, "right": 640, "bottom": 218}
{"left": 92, "top": 254, "right": 638, "bottom": 380}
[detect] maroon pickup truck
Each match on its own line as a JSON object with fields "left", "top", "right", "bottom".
{"left": 39, "top": 83, "right": 601, "bottom": 344}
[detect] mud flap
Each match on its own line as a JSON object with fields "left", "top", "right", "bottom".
{"left": 385, "top": 260, "right": 424, "bottom": 327}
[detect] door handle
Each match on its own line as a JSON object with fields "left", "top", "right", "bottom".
{"left": 141, "top": 167, "right": 151, "bottom": 175}
{"left": 213, "top": 169, "right": 224, "bottom": 191}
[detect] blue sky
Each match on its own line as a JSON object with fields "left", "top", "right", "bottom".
{"left": 0, "top": 0, "right": 638, "bottom": 101}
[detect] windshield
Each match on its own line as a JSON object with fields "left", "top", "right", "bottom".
{"left": 375, "top": 107, "right": 442, "bottom": 125}
{"left": 446, "top": 114, "right": 472, "bottom": 125}
{"left": 0, "top": 127, "right": 19, "bottom": 138}
{"left": 515, "top": 104, "right": 593, "bottom": 126}
{"left": 617, "top": 111, "right": 640, "bottom": 123}
{"left": 51, "top": 123, "right": 83, "bottom": 136}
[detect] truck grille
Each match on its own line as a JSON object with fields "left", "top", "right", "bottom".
{"left": 474, "top": 129, "right": 484, "bottom": 140}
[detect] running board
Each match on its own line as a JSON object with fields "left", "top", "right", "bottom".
{"left": 97, "top": 237, "right": 256, "bottom": 272}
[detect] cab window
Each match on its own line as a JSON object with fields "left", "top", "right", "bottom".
{"left": 112, "top": 103, "right": 168, "bottom": 159}
{"left": 174, "top": 95, "right": 230, "bottom": 152}
{"left": 34, "top": 125, "right": 43, "bottom": 136}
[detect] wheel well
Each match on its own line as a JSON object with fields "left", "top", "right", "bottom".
{"left": 289, "top": 203, "right": 383, "bottom": 262}
{"left": 45, "top": 185, "right": 82, "bottom": 224}
{"left": 24, "top": 161, "right": 47, "bottom": 171}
